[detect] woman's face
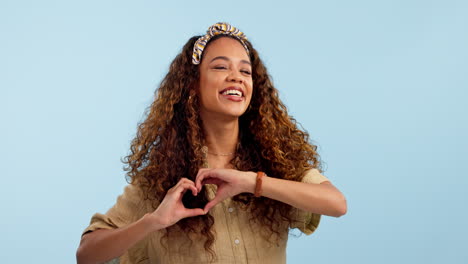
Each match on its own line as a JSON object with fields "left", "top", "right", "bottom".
{"left": 197, "top": 37, "right": 253, "bottom": 120}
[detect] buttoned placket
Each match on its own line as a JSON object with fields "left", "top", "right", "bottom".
{"left": 222, "top": 199, "right": 248, "bottom": 263}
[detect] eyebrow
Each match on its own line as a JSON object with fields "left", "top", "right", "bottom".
{"left": 209, "top": 56, "right": 251, "bottom": 66}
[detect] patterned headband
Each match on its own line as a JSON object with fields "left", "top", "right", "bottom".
{"left": 192, "top": 22, "right": 249, "bottom": 65}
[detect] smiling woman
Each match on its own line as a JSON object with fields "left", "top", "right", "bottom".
{"left": 198, "top": 37, "right": 253, "bottom": 120}
{"left": 76, "top": 22, "right": 347, "bottom": 264}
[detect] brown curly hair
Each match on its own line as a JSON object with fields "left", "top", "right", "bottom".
{"left": 123, "top": 34, "right": 322, "bottom": 258}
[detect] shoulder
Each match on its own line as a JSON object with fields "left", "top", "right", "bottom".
{"left": 111, "top": 180, "right": 156, "bottom": 218}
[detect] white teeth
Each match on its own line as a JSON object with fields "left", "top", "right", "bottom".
{"left": 222, "top": 89, "right": 242, "bottom": 97}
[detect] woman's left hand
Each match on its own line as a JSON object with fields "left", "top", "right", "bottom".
{"left": 195, "top": 168, "right": 256, "bottom": 212}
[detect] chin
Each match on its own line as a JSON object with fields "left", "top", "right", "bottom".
{"left": 200, "top": 105, "right": 248, "bottom": 120}
{"left": 224, "top": 112, "right": 245, "bottom": 119}
{"left": 228, "top": 108, "right": 248, "bottom": 117}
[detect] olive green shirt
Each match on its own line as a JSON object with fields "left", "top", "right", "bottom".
{"left": 82, "top": 169, "right": 329, "bottom": 263}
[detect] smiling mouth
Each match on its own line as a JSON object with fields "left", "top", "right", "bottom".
{"left": 220, "top": 89, "right": 243, "bottom": 97}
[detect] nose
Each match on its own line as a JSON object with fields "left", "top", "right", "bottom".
{"left": 227, "top": 70, "right": 243, "bottom": 84}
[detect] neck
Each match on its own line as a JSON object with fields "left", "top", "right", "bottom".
{"left": 201, "top": 115, "right": 239, "bottom": 156}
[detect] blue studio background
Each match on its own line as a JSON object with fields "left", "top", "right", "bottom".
{"left": 2, "top": 0, "right": 467, "bottom": 263}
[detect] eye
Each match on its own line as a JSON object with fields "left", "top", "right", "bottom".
{"left": 241, "top": 69, "right": 252, "bottom": 75}
{"left": 213, "top": 65, "right": 228, "bottom": 70}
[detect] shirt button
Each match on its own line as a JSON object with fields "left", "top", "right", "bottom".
{"left": 228, "top": 207, "right": 234, "bottom": 213}
{"left": 234, "top": 239, "right": 240, "bottom": 244}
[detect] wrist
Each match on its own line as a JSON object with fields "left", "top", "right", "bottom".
{"left": 245, "top": 171, "right": 257, "bottom": 194}
{"left": 141, "top": 213, "right": 165, "bottom": 233}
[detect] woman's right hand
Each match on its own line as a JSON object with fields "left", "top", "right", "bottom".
{"left": 148, "top": 178, "right": 207, "bottom": 230}
{"left": 77, "top": 178, "right": 206, "bottom": 263}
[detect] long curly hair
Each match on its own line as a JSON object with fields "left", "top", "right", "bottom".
{"left": 123, "top": 34, "right": 322, "bottom": 257}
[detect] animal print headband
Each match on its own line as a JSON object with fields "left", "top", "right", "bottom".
{"left": 192, "top": 22, "right": 249, "bottom": 65}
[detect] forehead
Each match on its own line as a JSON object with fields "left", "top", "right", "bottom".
{"left": 201, "top": 37, "right": 250, "bottom": 63}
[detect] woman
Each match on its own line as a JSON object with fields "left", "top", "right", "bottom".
{"left": 76, "top": 22, "right": 347, "bottom": 264}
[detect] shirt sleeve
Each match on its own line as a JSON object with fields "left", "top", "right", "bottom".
{"left": 82, "top": 182, "right": 150, "bottom": 236}
{"left": 81, "top": 182, "right": 151, "bottom": 264}
{"left": 289, "top": 168, "right": 330, "bottom": 235}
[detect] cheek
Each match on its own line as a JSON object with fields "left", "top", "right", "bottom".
{"left": 198, "top": 76, "right": 210, "bottom": 97}
{"left": 247, "top": 80, "right": 254, "bottom": 95}
{"left": 199, "top": 73, "right": 220, "bottom": 91}
{"left": 198, "top": 77, "right": 221, "bottom": 106}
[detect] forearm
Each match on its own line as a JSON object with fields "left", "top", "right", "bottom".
{"left": 76, "top": 214, "right": 162, "bottom": 264}
{"left": 258, "top": 174, "right": 347, "bottom": 217}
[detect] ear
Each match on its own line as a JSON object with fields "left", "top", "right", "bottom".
{"left": 188, "top": 81, "right": 199, "bottom": 99}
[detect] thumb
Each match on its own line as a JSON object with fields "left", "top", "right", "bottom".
{"left": 204, "top": 197, "right": 222, "bottom": 213}
{"left": 183, "top": 208, "right": 206, "bottom": 218}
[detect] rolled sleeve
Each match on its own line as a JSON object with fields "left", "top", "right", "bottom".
{"left": 289, "top": 169, "right": 329, "bottom": 235}
{"left": 82, "top": 183, "right": 149, "bottom": 236}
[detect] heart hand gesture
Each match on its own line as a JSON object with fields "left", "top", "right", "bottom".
{"left": 195, "top": 168, "right": 256, "bottom": 212}
{"left": 150, "top": 178, "right": 207, "bottom": 229}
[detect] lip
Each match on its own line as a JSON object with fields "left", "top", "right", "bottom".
{"left": 219, "top": 86, "right": 245, "bottom": 97}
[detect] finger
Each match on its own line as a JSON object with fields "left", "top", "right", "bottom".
{"left": 180, "top": 178, "right": 198, "bottom": 196}
{"left": 203, "top": 196, "right": 222, "bottom": 213}
{"left": 188, "top": 184, "right": 198, "bottom": 196}
{"left": 202, "top": 178, "right": 224, "bottom": 185}
{"left": 197, "top": 168, "right": 210, "bottom": 173}
{"left": 196, "top": 169, "right": 213, "bottom": 191}
{"left": 195, "top": 169, "right": 208, "bottom": 188}
{"left": 173, "top": 178, "right": 196, "bottom": 190}
{"left": 191, "top": 186, "right": 198, "bottom": 196}
{"left": 182, "top": 208, "right": 206, "bottom": 218}
{"left": 171, "top": 177, "right": 189, "bottom": 191}
{"left": 174, "top": 182, "right": 198, "bottom": 197}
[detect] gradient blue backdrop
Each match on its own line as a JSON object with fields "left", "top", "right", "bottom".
{"left": 2, "top": 0, "right": 467, "bottom": 263}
